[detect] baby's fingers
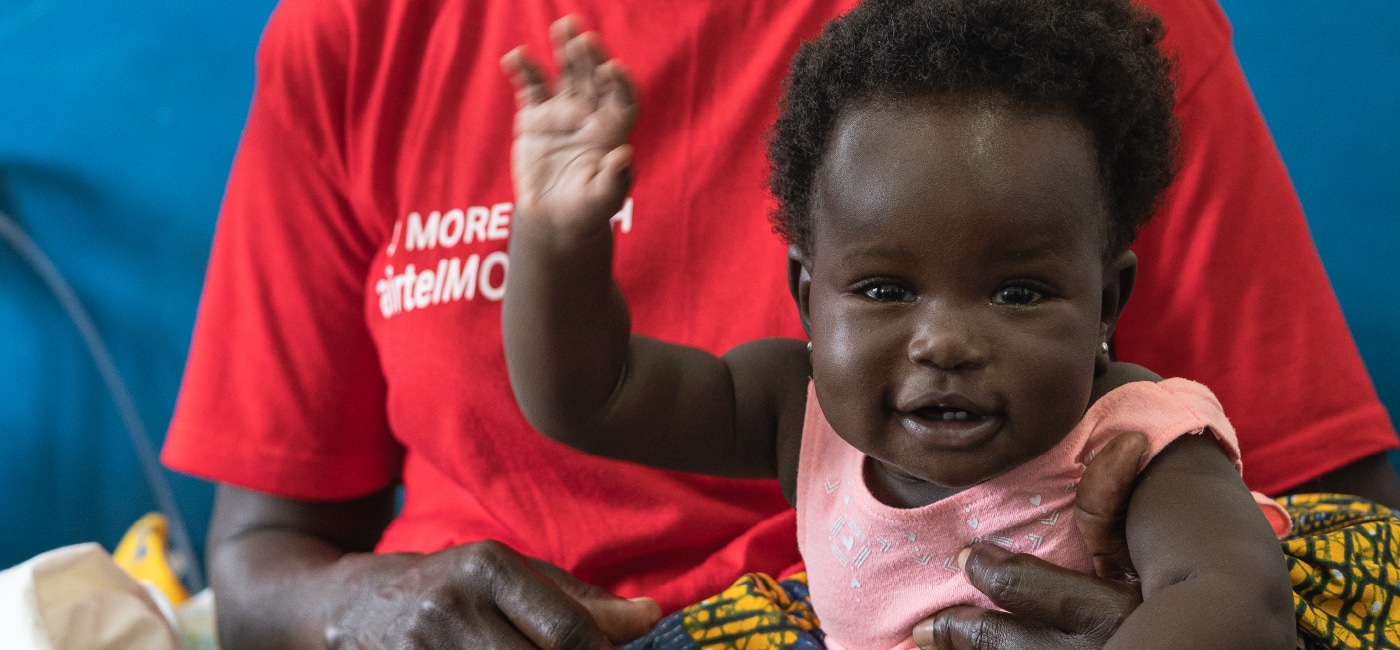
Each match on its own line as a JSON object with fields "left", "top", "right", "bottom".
{"left": 599, "top": 145, "right": 632, "bottom": 184}
{"left": 550, "top": 16, "right": 596, "bottom": 77}
{"left": 589, "top": 144, "right": 634, "bottom": 204}
{"left": 594, "top": 60, "right": 637, "bottom": 117}
{"left": 501, "top": 46, "right": 550, "bottom": 108}
{"left": 548, "top": 14, "right": 580, "bottom": 55}
{"left": 548, "top": 16, "right": 589, "bottom": 97}
{"left": 562, "top": 32, "right": 609, "bottom": 103}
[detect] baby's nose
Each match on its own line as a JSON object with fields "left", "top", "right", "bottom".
{"left": 906, "top": 308, "right": 987, "bottom": 371}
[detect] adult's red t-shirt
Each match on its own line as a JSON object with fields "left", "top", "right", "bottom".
{"left": 163, "top": 0, "right": 1397, "bottom": 611}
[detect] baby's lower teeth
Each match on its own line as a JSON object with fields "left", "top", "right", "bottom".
{"left": 941, "top": 410, "right": 971, "bottom": 421}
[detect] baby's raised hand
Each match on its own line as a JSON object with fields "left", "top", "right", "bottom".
{"left": 503, "top": 17, "right": 637, "bottom": 237}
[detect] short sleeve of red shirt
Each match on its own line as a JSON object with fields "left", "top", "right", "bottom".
{"left": 1118, "top": 0, "right": 1397, "bottom": 496}
{"left": 162, "top": 0, "right": 402, "bottom": 499}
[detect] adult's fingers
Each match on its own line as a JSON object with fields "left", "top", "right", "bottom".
{"left": 914, "top": 605, "right": 1090, "bottom": 650}
{"left": 456, "top": 541, "right": 613, "bottom": 650}
{"left": 402, "top": 592, "right": 539, "bottom": 650}
{"left": 581, "top": 594, "right": 661, "bottom": 643}
{"left": 530, "top": 556, "right": 662, "bottom": 643}
{"left": 951, "top": 543, "right": 1140, "bottom": 636}
{"left": 1076, "top": 430, "right": 1149, "bottom": 580}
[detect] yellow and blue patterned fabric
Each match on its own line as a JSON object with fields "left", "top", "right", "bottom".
{"left": 622, "top": 494, "right": 1400, "bottom": 650}
{"left": 1283, "top": 493, "right": 1400, "bottom": 649}
{"left": 620, "top": 572, "right": 824, "bottom": 650}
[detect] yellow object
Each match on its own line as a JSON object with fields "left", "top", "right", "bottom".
{"left": 112, "top": 513, "right": 190, "bottom": 606}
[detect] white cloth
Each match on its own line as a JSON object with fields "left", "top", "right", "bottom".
{"left": 0, "top": 543, "right": 183, "bottom": 649}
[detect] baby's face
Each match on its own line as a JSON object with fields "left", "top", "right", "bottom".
{"left": 800, "top": 97, "right": 1119, "bottom": 503}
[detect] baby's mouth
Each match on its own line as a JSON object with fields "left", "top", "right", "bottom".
{"left": 897, "top": 398, "right": 1002, "bottom": 450}
{"left": 915, "top": 405, "right": 984, "bottom": 422}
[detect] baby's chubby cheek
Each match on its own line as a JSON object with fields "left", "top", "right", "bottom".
{"left": 809, "top": 321, "right": 898, "bottom": 400}
{"left": 809, "top": 341, "right": 908, "bottom": 448}
{"left": 1014, "top": 357, "right": 1098, "bottom": 438}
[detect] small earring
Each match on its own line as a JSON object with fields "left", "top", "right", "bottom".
{"left": 807, "top": 341, "right": 813, "bottom": 353}
{"left": 1100, "top": 341, "right": 1110, "bottom": 354}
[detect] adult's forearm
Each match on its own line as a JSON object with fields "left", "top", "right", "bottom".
{"left": 206, "top": 484, "right": 402, "bottom": 649}
{"left": 209, "top": 529, "right": 379, "bottom": 649}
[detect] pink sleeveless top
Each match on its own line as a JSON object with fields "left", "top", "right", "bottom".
{"left": 795, "top": 379, "right": 1291, "bottom": 650}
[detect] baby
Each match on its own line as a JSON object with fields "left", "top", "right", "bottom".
{"left": 501, "top": 0, "right": 1296, "bottom": 647}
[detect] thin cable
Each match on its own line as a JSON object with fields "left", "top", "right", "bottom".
{"left": 0, "top": 207, "right": 205, "bottom": 592}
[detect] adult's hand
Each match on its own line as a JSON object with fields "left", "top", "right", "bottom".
{"left": 208, "top": 484, "right": 661, "bottom": 649}
{"left": 912, "top": 425, "right": 1151, "bottom": 649}
{"left": 321, "top": 541, "right": 662, "bottom": 648}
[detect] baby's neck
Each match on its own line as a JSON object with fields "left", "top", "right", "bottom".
{"left": 864, "top": 457, "right": 971, "bottom": 509}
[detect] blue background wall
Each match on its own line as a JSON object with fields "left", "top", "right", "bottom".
{"left": 0, "top": 1, "right": 1395, "bottom": 572}
{"left": 0, "top": 0, "right": 279, "bottom": 569}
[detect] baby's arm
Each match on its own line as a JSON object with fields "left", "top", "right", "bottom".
{"left": 500, "top": 19, "right": 809, "bottom": 482}
{"left": 1107, "top": 435, "right": 1295, "bottom": 648}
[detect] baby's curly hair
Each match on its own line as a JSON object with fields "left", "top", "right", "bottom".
{"left": 769, "top": 0, "right": 1178, "bottom": 256}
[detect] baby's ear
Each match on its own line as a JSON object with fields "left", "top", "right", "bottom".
{"left": 1099, "top": 249, "right": 1138, "bottom": 342}
{"left": 787, "top": 246, "right": 814, "bottom": 340}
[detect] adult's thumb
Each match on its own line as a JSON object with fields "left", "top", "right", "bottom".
{"left": 529, "top": 557, "right": 663, "bottom": 643}
{"left": 581, "top": 595, "right": 662, "bottom": 643}
{"left": 1075, "top": 430, "right": 1148, "bottom": 581}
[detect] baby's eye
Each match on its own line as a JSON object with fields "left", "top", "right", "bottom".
{"left": 861, "top": 283, "right": 915, "bottom": 303}
{"left": 992, "top": 285, "right": 1043, "bottom": 306}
